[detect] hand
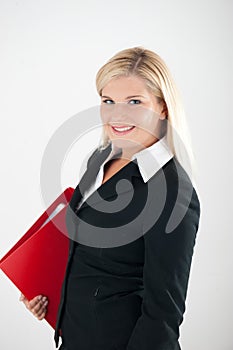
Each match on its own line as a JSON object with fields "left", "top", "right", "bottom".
{"left": 19, "top": 292, "right": 48, "bottom": 321}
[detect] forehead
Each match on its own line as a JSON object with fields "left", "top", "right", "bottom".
{"left": 102, "top": 75, "right": 150, "bottom": 97}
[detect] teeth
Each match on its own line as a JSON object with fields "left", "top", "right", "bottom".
{"left": 113, "top": 126, "right": 134, "bottom": 131}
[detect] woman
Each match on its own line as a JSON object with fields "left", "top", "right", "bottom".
{"left": 20, "top": 46, "right": 201, "bottom": 350}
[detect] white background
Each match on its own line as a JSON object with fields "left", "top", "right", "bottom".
{"left": 0, "top": 0, "right": 232, "bottom": 349}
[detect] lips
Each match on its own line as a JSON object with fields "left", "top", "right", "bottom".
{"left": 110, "top": 125, "right": 135, "bottom": 135}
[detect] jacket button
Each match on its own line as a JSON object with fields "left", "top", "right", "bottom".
{"left": 94, "top": 287, "right": 100, "bottom": 296}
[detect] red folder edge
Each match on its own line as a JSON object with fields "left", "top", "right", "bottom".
{"left": 0, "top": 187, "right": 75, "bottom": 330}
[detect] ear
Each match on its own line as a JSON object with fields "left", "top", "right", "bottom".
{"left": 159, "top": 101, "right": 168, "bottom": 120}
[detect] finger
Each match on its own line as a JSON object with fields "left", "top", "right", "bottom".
{"left": 23, "top": 295, "right": 38, "bottom": 308}
{"left": 31, "top": 300, "right": 45, "bottom": 314}
{"left": 19, "top": 293, "right": 25, "bottom": 301}
{"left": 31, "top": 299, "right": 48, "bottom": 315}
{"left": 28, "top": 296, "right": 43, "bottom": 310}
{"left": 20, "top": 294, "right": 28, "bottom": 302}
{"left": 36, "top": 305, "right": 47, "bottom": 318}
{"left": 37, "top": 310, "right": 47, "bottom": 320}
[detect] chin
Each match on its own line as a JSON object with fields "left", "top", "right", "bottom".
{"left": 112, "top": 139, "right": 140, "bottom": 150}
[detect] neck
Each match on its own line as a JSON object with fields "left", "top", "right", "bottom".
{"left": 120, "top": 147, "right": 141, "bottom": 161}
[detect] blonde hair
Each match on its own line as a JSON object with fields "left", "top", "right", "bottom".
{"left": 95, "top": 46, "right": 198, "bottom": 183}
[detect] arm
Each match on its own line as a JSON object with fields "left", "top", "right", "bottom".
{"left": 126, "top": 183, "right": 201, "bottom": 350}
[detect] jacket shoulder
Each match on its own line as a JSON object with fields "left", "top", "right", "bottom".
{"left": 144, "top": 156, "right": 201, "bottom": 235}
{"left": 162, "top": 156, "right": 200, "bottom": 211}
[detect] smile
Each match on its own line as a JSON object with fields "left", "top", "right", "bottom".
{"left": 111, "top": 125, "right": 135, "bottom": 135}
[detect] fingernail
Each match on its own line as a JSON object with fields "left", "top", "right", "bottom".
{"left": 38, "top": 296, "right": 42, "bottom": 300}
{"left": 42, "top": 296, "right": 47, "bottom": 302}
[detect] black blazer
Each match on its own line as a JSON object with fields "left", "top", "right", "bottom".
{"left": 54, "top": 142, "right": 201, "bottom": 349}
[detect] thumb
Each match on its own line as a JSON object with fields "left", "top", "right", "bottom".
{"left": 19, "top": 294, "right": 25, "bottom": 301}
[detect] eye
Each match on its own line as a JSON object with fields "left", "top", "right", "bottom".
{"left": 128, "top": 99, "right": 141, "bottom": 105}
{"left": 102, "top": 99, "right": 114, "bottom": 104}
{"left": 102, "top": 99, "right": 142, "bottom": 105}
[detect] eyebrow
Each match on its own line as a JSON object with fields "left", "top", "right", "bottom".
{"left": 101, "top": 95, "right": 146, "bottom": 99}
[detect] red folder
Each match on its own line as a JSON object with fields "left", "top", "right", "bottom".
{"left": 0, "top": 187, "right": 74, "bottom": 330}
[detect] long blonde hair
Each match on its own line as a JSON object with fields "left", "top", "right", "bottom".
{"left": 95, "top": 46, "right": 198, "bottom": 183}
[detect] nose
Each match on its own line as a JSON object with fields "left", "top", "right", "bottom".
{"left": 103, "top": 103, "right": 133, "bottom": 125}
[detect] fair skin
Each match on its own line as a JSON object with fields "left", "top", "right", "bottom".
{"left": 20, "top": 75, "right": 167, "bottom": 319}
{"left": 100, "top": 75, "right": 167, "bottom": 184}
{"left": 19, "top": 293, "right": 48, "bottom": 320}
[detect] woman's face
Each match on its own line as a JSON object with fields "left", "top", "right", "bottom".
{"left": 100, "top": 75, "right": 167, "bottom": 159}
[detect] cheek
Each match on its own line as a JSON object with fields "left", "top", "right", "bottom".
{"left": 101, "top": 114, "right": 109, "bottom": 126}
{"left": 134, "top": 108, "right": 160, "bottom": 129}
{"left": 135, "top": 119, "right": 157, "bottom": 135}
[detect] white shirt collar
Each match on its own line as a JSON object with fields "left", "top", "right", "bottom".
{"left": 102, "top": 136, "right": 174, "bottom": 183}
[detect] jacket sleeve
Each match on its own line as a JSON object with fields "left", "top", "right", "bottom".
{"left": 126, "top": 183, "right": 201, "bottom": 350}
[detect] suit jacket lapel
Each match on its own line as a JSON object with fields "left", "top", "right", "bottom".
{"left": 69, "top": 143, "right": 113, "bottom": 213}
{"left": 69, "top": 143, "right": 142, "bottom": 214}
{"left": 65, "top": 145, "right": 141, "bottom": 252}
{"left": 77, "top": 160, "right": 141, "bottom": 212}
